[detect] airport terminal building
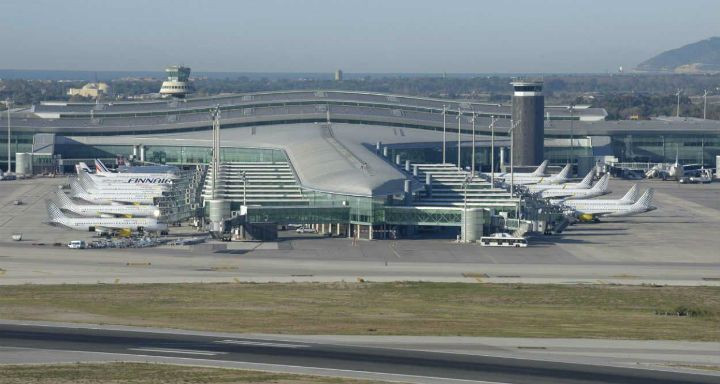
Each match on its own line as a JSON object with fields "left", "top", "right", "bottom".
{"left": 2, "top": 87, "right": 719, "bottom": 239}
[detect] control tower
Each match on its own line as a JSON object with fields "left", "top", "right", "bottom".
{"left": 159, "top": 65, "right": 193, "bottom": 98}
{"left": 510, "top": 80, "right": 544, "bottom": 166}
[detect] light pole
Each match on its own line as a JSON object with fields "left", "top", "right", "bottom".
{"left": 703, "top": 89, "right": 709, "bottom": 120}
{"left": 5, "top": 98, "right": 11, "bottom": 173}
{"left": 442, "top": 105, "right": 447, "bottom": 163}
{"left": 471, "top": 111, "right": 476, "bottom": 177}
{"left": 490, "top": 115, "right": 496, "bottom": 185}
{"left": 209, "top": 105, "right": 221, "bottom": 200}
{"left": 568, "top": 103, "right": 575, "bottom": 167}
{"left": 508, "top": 119, "right": 520, "bottom": 198}
{"left": 241, "top": 170, "right": 247, "bottom": 206}
{"left": 675, "top": 89, "right": 682, "bottom": 118}
{"left": 462, "top": 174, "right": 473, "bottom": 243}
{"left": 512, "top": 120, "right": 522, "bottom": 220}
{"left": 456, "top": 109, "right": 462, "bottom": 171}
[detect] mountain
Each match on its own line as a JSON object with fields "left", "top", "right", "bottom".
{"left": 636, "top": 37, "right": 720, "bottom": 74}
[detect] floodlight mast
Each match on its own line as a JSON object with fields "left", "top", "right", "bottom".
{"left": 471, "top": 111, "right": 476, "bottom": 177}
{"left": 509, "top": 119, "right": 521, "bottom": 221}
{"left": 490, "top": 115, "right": 496, "bottom": 185}
{"left": 442, "top": 105, "right": 447, "bottom": 163}
{"left": 508, "top": 119, "right": 521, "bottom": 198}
{"left": 568, "top": 103, "right": 575, "bottom": 167}
{"left": 703, "top": 89, "right": 709, "bottom": 120}
{"left": 675, "top": 89, "right": 682, "bottom": 118}
{"left": 456, "top": 109, "right": 462, "bottom": 171}
{"left": 5, "top": 98, "right": 11, "bottom": 173}
{"left": 209, "top": 106, "right": 221, "bottom": 200}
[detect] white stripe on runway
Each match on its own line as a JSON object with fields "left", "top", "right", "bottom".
{"left": 129, "top": 347, "right": 225, "bottom": 356}
{"left": 215, "top": 339, "right": 308, "bottom": 348}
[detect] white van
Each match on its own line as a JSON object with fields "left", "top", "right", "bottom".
{"left": 67, "top": 240, "right": 87, "bottom": 249}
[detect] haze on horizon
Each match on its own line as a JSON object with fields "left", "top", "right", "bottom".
{"left": 1, "top": 0, "right": 718, "bottom": 74}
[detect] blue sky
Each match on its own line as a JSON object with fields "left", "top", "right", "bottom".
{"left": 1, "top": 0, "right": 718, "bottom": 73}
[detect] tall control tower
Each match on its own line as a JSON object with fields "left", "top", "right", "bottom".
{"left": 510, "top": 80, "right": 544, "bottom": 166}
{"left": 159, "top": 65, "right": 193, "bottom": 98}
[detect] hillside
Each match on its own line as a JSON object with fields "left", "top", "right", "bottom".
{"left": 637, "top": 37, "right": 720, "bottom": 73}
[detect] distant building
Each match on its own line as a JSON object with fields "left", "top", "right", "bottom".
{"left": 334, "top": 69, "right": 343, "bottom": 81}
{"left": 67, "top": 82, "right": 110, "bottom": 99}
{"left": 159, "top": 65, "right": 193, "bottom": 98}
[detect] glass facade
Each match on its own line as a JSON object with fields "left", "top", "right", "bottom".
{"left": 610, "top": 134, "right": 720, "bottom": 165}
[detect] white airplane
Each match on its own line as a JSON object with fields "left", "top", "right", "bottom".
{"left": 502, "top": 164, "right": 572, "bottom": 186}
{"left": 76, "top": 172, "right": 166, "bottom": 194}
{"left": 495, "top": 160, "right": 549, "bottom": 179}
{"left": 78, "top": 162, "right": 177, "bottom": 185}
{"left": 563, "top": 184, "right": 639, "bottom": 208}
{"left": 526, "top": 170, "right": 595, "bottom": 193}
{"left": 541, "top": 174, "right": 610, "bottom": 200}
{"left": 76, "top": 169, "right": 170, "bottom": 192}
{"left": 55, "top": 189, "right": 160, "bottom": 218}
{"left": 564, "top": 188, "right": 656, "bottom": 221}
{"left": 70, "top": 179, "right": 158, "bottom": 205}
{"left": 47, "top": 200, "right": 167, "bottom": 234}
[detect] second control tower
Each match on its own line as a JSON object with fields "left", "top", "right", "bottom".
{"left": 510, "top": 80, "right": 544, "bottom": 166}
{"left": 159, "top": 65, "right": 193, "bottom": 98}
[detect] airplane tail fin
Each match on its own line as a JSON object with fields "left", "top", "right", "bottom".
{"left": 551, "top": 164, "right": 571, "bottom": 181}
{"left": 619, "top": 184, "right": 639, "bottom": 204}
{"left": 531, "top": 160, "right": 549, "bottom": 176}
{"left": 55, "top": 189, "right": 75, "bottom": 208}
{"left": 631, "top": 189, "right": 654, "bottom": 210}
{"left": 77, "top": 173, "right": 97, "bottom": 190}
{"left": 46, "top": 200, "right": 65, "bottom": 221}
{"left": 577, "top": 170, "right": 594, "bottom": 188}
{"left": 95, "top": 159, "right": 110, "bottom": 173}
{"left": 77, "top": 162, "right": 92, "bottom": 174}
{"left": 70, "top": 179, "right": 86, "bottom": 196}
{"left": 591, "top": 174, "right": 609, "bottom": 192}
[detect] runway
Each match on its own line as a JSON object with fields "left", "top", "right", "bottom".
{"left": 0, "top": 323, "right": 717, "bottom": 384}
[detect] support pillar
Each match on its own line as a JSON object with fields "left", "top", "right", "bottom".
{"left": 425, "top": 173, "right": 432, "bottom": 197}
{"left": 499, "top": 147, "right": 505, "bottom": 172}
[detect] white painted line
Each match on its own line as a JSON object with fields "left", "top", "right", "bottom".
{"left": 215, "top": 339, "right": 308, "bottom": 348}
{"left": 128, "top": 347, "right": 225, "bottom": 356}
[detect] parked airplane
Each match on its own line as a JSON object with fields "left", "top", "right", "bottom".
{"left": 78, "top": 162, "right": 177, "bottom": 184}
{"left": 76, "top": 168, "right": 170, "bottom": 191}
{"left": 495, "top": 160, "right": 549, "bottom": 179}
{"left": 526, "top": 170, "right": 595, "bottom": 193}
{"left": 563, "top": 184, "right": 639, "bottom": 208}
{"left": 502, "top": 164, "right": 572, "bottom": 186}
{"left": 77, "top": 172, "right": 166, "bottom": 194}
{"left": 564, "top": 188, "right": 655, "bottom": 221}
{"left": 541, "top": 174, "right": 610, "bottom": 200}
{"left": 55, "top": 189, "right": 160, "bottom": 218}
{"left": 47, "top": 200, "right": 167, "bottom": 234}
{"left": 70, "top": 179, "right": 158, "bottom": 205}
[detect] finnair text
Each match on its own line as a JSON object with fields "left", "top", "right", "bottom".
{"left": 126, "top": 178, "right": 173, "bottom": 184}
